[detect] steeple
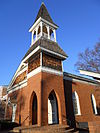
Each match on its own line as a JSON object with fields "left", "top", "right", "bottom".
{"left": 34, "top": 2, "right": 54, "bottom": 25}
{"left": 29, "top": 3, "right": 58, "bottom": 46}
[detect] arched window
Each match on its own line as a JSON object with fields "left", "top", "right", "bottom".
{"left": 72, "top": 91, "right": 81, "bottom": 115}
{"left": 32, "top": 93, "right": 37, "bottom": 125}
{"left": 30, "top": 92, "right": 37, "bottom": 125}
{"left": 50, "top": 29, "right": 54, "bottom": 41}
{"left": 91, "top": 94, "right": 98, "bottom": 115}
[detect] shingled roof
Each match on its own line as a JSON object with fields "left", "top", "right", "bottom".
{"left": 23, "top": 37, "right": 67, "bottom": 60}
{"left": 34, "top": 3, "right": 57, "bottom": 26}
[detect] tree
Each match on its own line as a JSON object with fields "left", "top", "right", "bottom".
{"left": 75, "top": 43, "right": 100, "bottom": 73}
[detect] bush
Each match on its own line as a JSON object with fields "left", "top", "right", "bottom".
{"left": 0, "top": 120, "right": 19, "bottom": 130}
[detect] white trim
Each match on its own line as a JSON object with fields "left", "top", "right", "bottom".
{"left": 53, "top": 29, "right": 56, "bottom": 42}
{"left": 62, "top": 61, "right": 64, "bottom": 72}
{"left": 8, "top": 79, "right": 27, "bottom": 94}
{"left": 23, "top": 46, "right": 40, "bottom": 63}
{"left": 27, "top": 66, "right": 63, "bottom": 79}
{"left": 40, "top": 47, "right": 66, "bottom": 59}
{"left": 8, "top": 62, "right": 27, "bottom": 89}
{"left": 17, "top": 66, "right": 27, "bottom": 76}
{"left": 41, "top": 66, "right": 63, "bottom": 76}
{"left": 27, "top": 66, "right": 41, "bottom": 79}
{"left": 41, "top": 18, "right": 58, "bottom": 29}
{"left": 23, "top": 45, "right": 66, "bottom": 64}
{"left": 7, "top": 66, "right": 62, "bottom": 93}
{"left": 40, "top": 52, "right": 42, "bottom": 66}
{"left": 40, "top": 21, "right": 43, "bottom": 36}
{"left": 29, "top": 17, "right": 58, "bottom": 33}
{"left": 29, "top": 17, "right": 41, "bottom": 32}
{"left": 63, "top": 76, "right": 98, "bottom": 86}
{"left": 91, "top": 94, "right": 98, "bottom": 115}
{"left": 79, "top": 70, "right": 100, "bottom": 80}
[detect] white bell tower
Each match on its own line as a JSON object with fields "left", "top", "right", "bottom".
{"left": 29, "top": 3, "right": 58, "bottom": 46}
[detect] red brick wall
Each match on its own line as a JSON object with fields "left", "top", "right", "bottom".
{"left": 64, "top": 79, "right": 100, "bottom": 124}
{"left": 88, "top": 121, "right": 100, "bottom": 133}
{"left": 7, "top": 71, "right": 66, "bottom": 126}
{"left": 7, "top": 72, "right": 100, "bottom": 128}
{"left": 41, "top": 72, "right": 66, "bottom": 125}
{"left": 8, "top": 72, "right": 42, "bottom": 126}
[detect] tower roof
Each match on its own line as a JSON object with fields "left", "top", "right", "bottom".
{"left": 23, "top": 37, "right": 67, "bottom": 60}
{"left": 34, "top": 3, "right": 57, "bottom": 26}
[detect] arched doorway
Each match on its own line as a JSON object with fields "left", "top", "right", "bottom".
{"left": 48, "top": 91, "right": 59, "bottom": 124}
{"left": 32, "top": 93, "right": 37, "bottom": 125}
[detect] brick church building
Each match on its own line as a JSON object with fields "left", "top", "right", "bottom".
{"left": 6, "top": 3, "right": 100, "bottom": 132}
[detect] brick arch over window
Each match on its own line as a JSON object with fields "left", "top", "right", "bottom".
{"left": 72, "top": 91, "right": 81, "bottom": 115}
{"left": 29, "top": 91, "right": 38, "bottom": 125}
{"left": 48, "top": 90, "right": 62, "bottom": 124}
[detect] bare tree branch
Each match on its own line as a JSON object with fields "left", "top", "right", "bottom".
{"left": 75, "top": 43, "right": 100, "bottom": 73}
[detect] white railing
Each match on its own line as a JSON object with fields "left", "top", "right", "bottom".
{"left": 32, "top": 32, "right": 55, "bottom": 46}
{"left": 43, "top": 32, "right": 48, "bottom": 38}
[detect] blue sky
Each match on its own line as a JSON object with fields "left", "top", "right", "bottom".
{"left": 0, "top": 0, "right": 100, "bottom": 85}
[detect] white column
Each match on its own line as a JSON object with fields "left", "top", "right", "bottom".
{"left": 36, "top": 27, "right": 38, "bottom": 40}
{"left": 40, "top": 52, "right": 42, "bottom": 66}
{"left": 12, "top": 104, "right": 17, "bottom": 122}
{"left": 53, "top": 30, "right": 56, "bottom": 42}
{"left": 31, "top": 30, "right": 34, "bottom": 44}
{"left": 40, "top": 22, "right": 43, "bottom": 37}
{"left": 62, "top": 61, "right": 64, "bottom": 72}
{"left": 47, "top": 26, "right": 50, "bottom": 39}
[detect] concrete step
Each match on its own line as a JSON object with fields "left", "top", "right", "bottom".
{"left": 11, "top": 125, "right": 77, "bottom": 133}
{"left": 10, "top": 124, "right": 79, "bottom": 133}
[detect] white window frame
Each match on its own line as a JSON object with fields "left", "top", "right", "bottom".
{"left": 91, "top": 94, "right": 98, "bottom": 115}
{"left": 72, "top": 91, "right": 81, "bottom": 115}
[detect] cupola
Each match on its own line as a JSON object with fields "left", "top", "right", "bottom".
{"left": 29, "top": 2, "right": 58, "bottom": 46}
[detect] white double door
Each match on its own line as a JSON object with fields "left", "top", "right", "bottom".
{"left": 48, "top": 98, "right": 58, "bottom": 124}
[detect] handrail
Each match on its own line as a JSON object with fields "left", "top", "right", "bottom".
{"left": 22, "top": 115, "right": 29, "bottom": 125}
